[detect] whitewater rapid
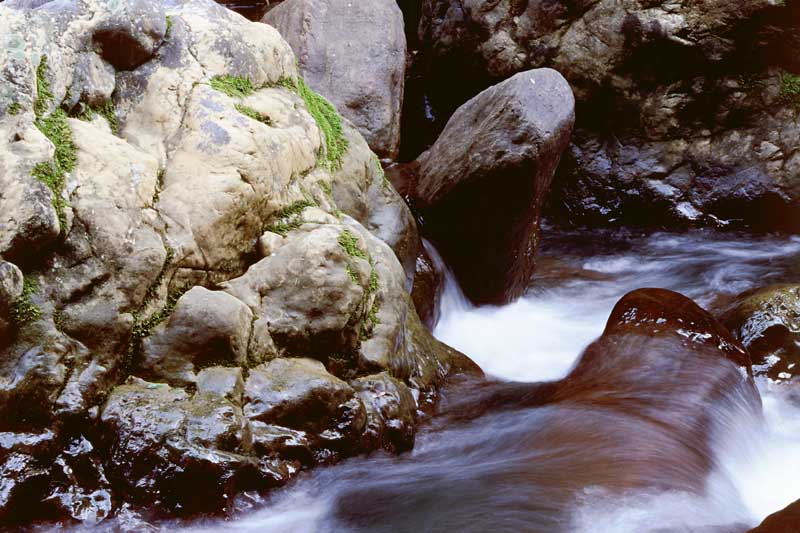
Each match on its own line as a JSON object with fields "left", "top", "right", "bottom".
{"left": 173, "top": 229, "right": 800, "bottom": 533}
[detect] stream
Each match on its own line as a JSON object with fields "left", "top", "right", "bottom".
{"left": 175, "top": 228, "right": 800, "bottom": 532}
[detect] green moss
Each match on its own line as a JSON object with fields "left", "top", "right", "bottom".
{"left": 165, "top": 15, "right": 174, "bottom": 38}
{"left": 210, "top": 75, "right": 255, "bottom": 98}
{"left": 368, "top": 266, "right": 379, "bottom": 294}
{"left": 76, "top": 100, "right": 119, "bottom": 135}
{"left": 279, "top": 76, "right": 349, "bottom": 171}
{"left": 264, "top": 199, "right": 317, "bottom": 236}
{"left": 53, "top": 309, "right": 65, "bottom": 332}
{"left": 131, "top": 284, "right": 189, "bottom": 340}
{"left": 153, "top": 168, "right": 165, "bottom": 204}
{"left": 8, "top": 102, "right": 23, "bottom": 116}
{"left": 13, "top": 277, "right": 42, "bottom": 326}
{"left": 32, "top": 107, "right": 76, "bottom": 230}
{"left": 34, "top": 56, "right": 53, "bottom": 119}
{"left": 338, "top": 229, "right": 367, "bottom": 260}
{"left": 782, "top": 72, "right": 800, "bottom": 105}
{"left": 345, "top": 265, "right": 359, "bottom": 284}
{"left": 235, "top": 103, "right": 272, "bottom": 126}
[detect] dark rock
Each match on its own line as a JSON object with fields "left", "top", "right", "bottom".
{"left": 215, "top": 0, "right": 273, "bottom": 21}
{"left": 243, "top": 358, "right": 365, "bottom": 441}
{"left": 417, "top": 0, "right": 800, "bottom": 231}
{"left": 721, "top": 284, "right": 800, "bottom": 381}
{"left": 92, "top": 0, "right": 167, "bottom": 70}
{"left": 750, "top": 499, "right": 800, "bottom": 532}
{"left": 413, "top": 69, "right": 575, "bottom": 304}
{"left": 352, "top": 372, "right": 417, "bottom": 453}
{"left": 410, "top": 243, "right": 443, "bottom": 330}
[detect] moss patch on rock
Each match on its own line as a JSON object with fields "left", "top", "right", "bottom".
{"left": 338, "top": 229, "right": 368, "bottom": 260}
{"left": 78, "top": 100, "right": 119, "bottom": 135}
{"left": 32, "top": 56, "right": 76, "bottom": 232}
{"left": 782, "top": 72, "right": 800, "bottom": 105}
{"left": 7, "top": 102, "right": 23, "bottom": 116}
{"left": 13, "top": 276, "right": 42, "bottom": 325}
{"left": 235, "top": 103, "right": 272, "bottom": 126}
{"left": 277, "top": 76, "right": 348, "bottom": 171}
{"left": 264, "top": 199, "right": 317, "bottom": 236}
{"left": 210, "top": 75, "right": 255, "bottom": 98}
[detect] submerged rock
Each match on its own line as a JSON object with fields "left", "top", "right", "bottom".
{"left": 721, "top": 284, "right": 800, "bottom": 381}
{"left": 413, "top": 69, "right": 575, "bottom": 304}
{"left": 264, "top": 0, "right": 407, "bottom": 159}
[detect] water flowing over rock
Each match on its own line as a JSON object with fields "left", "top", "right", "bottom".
{"left": 264, "top": 0, "right": 408, "bottom": 159}
{"left": 417, "top": 0, "right": 800, "bottom": 231}
{"left": 0, "top": 0, "right": 474, "bottom": 524}
{"left": 412, "top": 68, "right": 575, "bottom": 305}
{"left": 749, "top": 498, "right": 800, "bottom": 532}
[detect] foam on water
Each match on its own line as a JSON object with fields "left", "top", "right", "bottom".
{"left": 182, "top": 230, "right": 800, "bottom": 532}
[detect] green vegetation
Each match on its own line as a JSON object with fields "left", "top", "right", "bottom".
{"left": 281, "top": 76, "right": 348, "bottom": 171}
{"left": 782, "top": 72, "right": 800, "bottom": 105}
{"left": 346, "top": 265, "right": 359, "bottom": 283}
{"left": 53, "top": 309, "right": 65, "bottom": 332}
{"left": 235, "top": 103, "right": 272, "bottom": 126}
{"left": 210, "top": 75, "right": 255, "bottom": 98}
{"left": 8, "top": 102, "right": 23, "bottom": 116}
{"left": 130, "top": 285, "right": 189, "bottom": 341}
{"left": 34, "top": 56, "right": 53, "bottom": 118}
{"left": 338, "top": 229, "right": 368, "bottom": 260}
{"left": 77, "top": 100, "right": 119, "bottom": 135}
{"left": 264, "top": 199, "right": 316, "bottom": 236}
{"left": 165, "top": 15, "right": 174, "bottom": 38}
{"left": 31, "top": 57, "right": 76, "bottom": 231}
{"left": 13, "top": 277, "right": 42, "bottom": 325}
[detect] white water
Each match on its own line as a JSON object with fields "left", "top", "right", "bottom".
{"left": 433, "top": 230, "right": 800, "bottom": 531}
{"left": 176, "top": 229, "right": 800, "bottom": 533}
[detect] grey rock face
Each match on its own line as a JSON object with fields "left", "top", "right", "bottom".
{"left": 264, "top": 0, "right": 407, "bottom": 159}
{"left": 141, "top": 287, "right": 253, "bottom": 386}
{"left": 418, "top": 0, "right": 800, "bottom": 230}
{"left": 414, "top": 69, "right": 575, "bottom": 304}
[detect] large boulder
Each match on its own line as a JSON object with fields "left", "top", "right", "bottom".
{"left": 417, "top": 0, "right": 800, "bottom": 231}
{"left": 721, "top": 284, "right": 800, "bottom": 381}
{"left": 264, "top": 0, "right": 407, "bottom": 159}
{"left": 412, "top": 69, "right": 574, "bottom": 304}
{"left": 750, "top": 499, "right": 800, "bottom": 532}
{"left": 0, "top": 0, "right": 475, "bottom": 524}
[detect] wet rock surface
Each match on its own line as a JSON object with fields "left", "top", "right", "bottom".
{"left": 412, "top": 69, "right": 575, "bottom": 304}
{"left": 721, "top": 284, "right": 800, "bottom": 382}
{"left": 749, "top": 498, "right": 800, "bottom": 532}
{"left": 0, "top": 0, "right": 474, "bottom": 525}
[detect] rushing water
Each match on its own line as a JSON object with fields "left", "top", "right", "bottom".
{"left": 179, "top": 228, "right": 800, "bottom": 533}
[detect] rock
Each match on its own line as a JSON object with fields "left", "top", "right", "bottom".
{"left": 196, "top": 366, "right": 245, "bottom": 404}
{"left": 243, "top": 358, "right": 363, "bottom": 437}
{"left": 749, "top": 499, "right": 800, "bottom": 532}
{"left": 352, "top": 372, "right": 416, "bottom": 453}
{"left": 91, "top": 0, "right": 167, "bottom": 70}
{"left": 264, "top": 0, "right": 407, "bottom": 159}
{"left": 413, "top": 69, "right": 575, "bottom": 304}
{"left": 418, "top": 0, "right": 800, "bottom": 231}
{"left": 603, "top": 287, "right": 752, "bottom": 371}
{"left": 141, "top": 287, "right": 253, "bottom": 386}
{"left": 100, "top": 378, "right": 266, "bottom": 514}
{"left": 0, "top": 0, "right": 476, "bottom": 523}
{"left": 721, "top": 285, "right": 800, "bottom": 381}
{"left": 0, "top": 261, "right": 23, "bottom": 341}
{"left": 215, "top": 1, "right": 273, "bottom": 21}
{"left": 410, "top": 243, "right": 443, "bottom": 330}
